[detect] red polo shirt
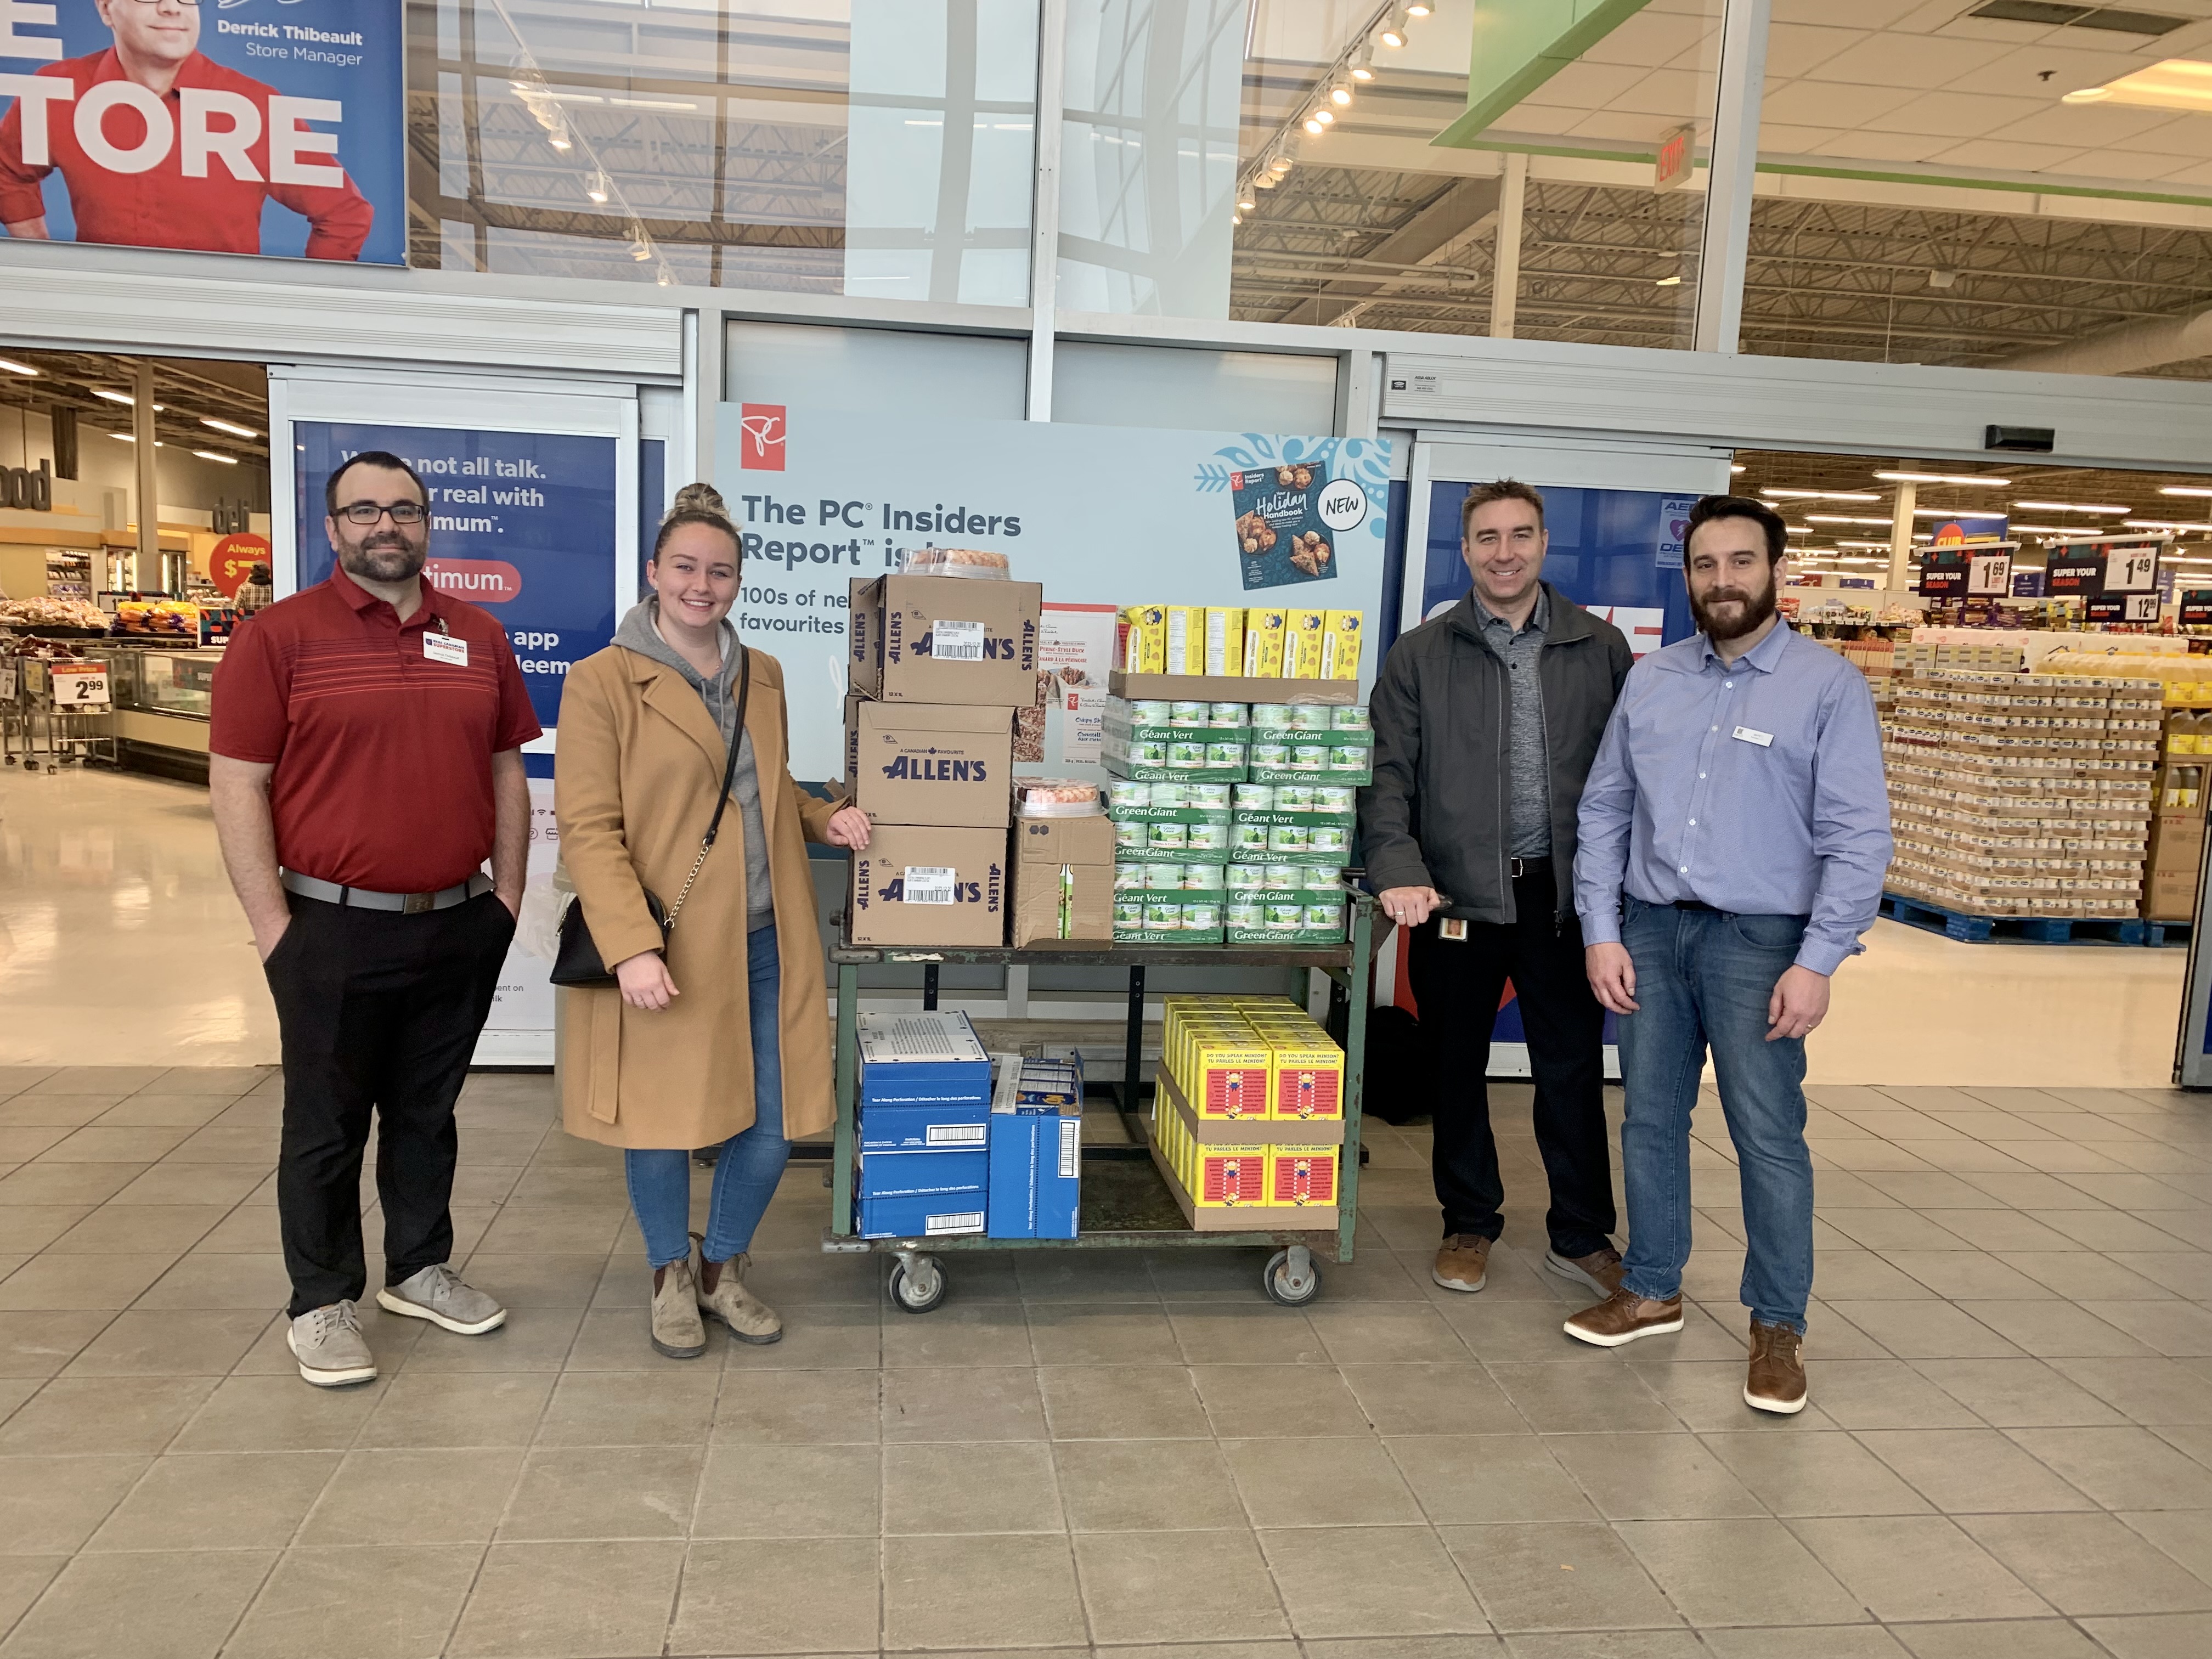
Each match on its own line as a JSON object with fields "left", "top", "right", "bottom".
{"left": 0, "top": 50, "right": 374, "bottom": 259}
{"left": 211, "top": 568, "right": 541, "bottom": 894}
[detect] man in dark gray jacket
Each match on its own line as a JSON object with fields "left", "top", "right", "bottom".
{"left": 1362, "top": 479, "right": 1634, "bottom": 1299}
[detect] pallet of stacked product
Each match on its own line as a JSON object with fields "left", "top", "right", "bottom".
{"left": 1880, "top": 669, "right": 2157, "bottom": 920}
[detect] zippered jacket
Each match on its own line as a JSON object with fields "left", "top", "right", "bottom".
{"left": 1359, "top": 583, "right": 1633, "bottom": 923}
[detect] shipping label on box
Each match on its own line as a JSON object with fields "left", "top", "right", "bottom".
{"left": 858, "top": 1100, "right": 992, "bottom": 1152}
{"left": 857, "top": 1192, "right": 988, "bottom": 1239}
{"left": 847, "top": 697, "right": 1014, "bottom": 827}
{"left": 851, "top": 574, "right": 1042, "bottom": 704}
{"left": 849, "top": 825, "right": 1007, "bottom": 947}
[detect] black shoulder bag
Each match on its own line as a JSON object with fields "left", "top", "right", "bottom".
{"left": 551, "top": 645, "right": 751, "bottom": 989}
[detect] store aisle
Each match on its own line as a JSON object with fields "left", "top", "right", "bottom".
{"left": 0, "top": 769, "right": 276, "bottom": 1067}
{"left": 1, "top": 1065, "right": 2208, "bottom": 1657}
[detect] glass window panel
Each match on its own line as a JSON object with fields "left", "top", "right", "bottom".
{"left": 1066, "top": 0, "right": 1726, "bottom": 347}
{"left": 407, "top": 0, "right": 1036, "bottom": 299}
{"left": 1752, "top": 0, "right": 2212, "bottom": 374}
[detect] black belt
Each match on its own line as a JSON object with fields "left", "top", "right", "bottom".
{"left": 1508, "top": 856, "right": 1551, "bottom": 879}
{"left": 1669, "top": 898, "right": 1721, "bottom": 913}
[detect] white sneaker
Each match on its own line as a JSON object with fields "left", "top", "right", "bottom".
{"left": 376, "top": 1263, "right": 507, "bottom": 1336}
{"left": 287, "top": 1300, "right": 376, "bottom": 1387}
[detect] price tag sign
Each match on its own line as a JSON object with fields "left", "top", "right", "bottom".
{"left": 1918, "top": 545, "right": 1970, "bottom": 600}
{"left": 48, "top": 664, "right": 111, "bottom": 709}
{"left": 0, "top": 662, "right": 16, "bottom": 700}
{"left": 2181, "top": 589, "right": 2212, "bottom": 627}
{"left": 2108, "top": 547, "right": 2159, "bottom": 592}
{"left": 1968, "top": 551, "right": 2013, "bottom": 596}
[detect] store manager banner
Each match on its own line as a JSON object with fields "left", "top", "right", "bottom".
{"left": 716, "top": 405, "right": 1392, "bottom": 782}
{"left": 1, "top": 0, "right": 402, "bottom": 264}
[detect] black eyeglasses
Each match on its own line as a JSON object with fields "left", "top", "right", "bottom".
{"left": 337, "top": 501, "right": 428, "bottom": 526}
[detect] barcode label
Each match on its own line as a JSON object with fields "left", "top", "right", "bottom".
{"left": 903, "top": 865, "right": 957, "bottom": 904}
{"left": 925, "top": 1210, "right": 986, "bottom": 1235}
{"left": 930, "top": 619, "right": 985, "bottom": 661}
{"left": 1057, "top": 1118, "right": 1080, "bottom": 1178}
{"left": 928, "top": 1123, "right": 986, "bottom": 1146}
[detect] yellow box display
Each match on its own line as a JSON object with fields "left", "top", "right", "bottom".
{"left": 1193, "top": 1146, "right": 1267, "bottom": 1206}
{"left": 1163, "top": 605, "right": 1205, "bottom": 675}
{"left": 1322, "top": 611, "right": 1363, "bottom": 681}
{"left": 1243, "top": 608, "right": 1287, "bottom": 677}
{"left": 1203, "top": 607, "right": 1245, "bottom": 676}
{"left": 1119, "top": 605, "right": 1165, "bottom": 673}
{"left": 1267, "top": 1034, "right": 1344, "bottom": 1121}
{"left": 1265, "top": 1144, "right": 1339, "bottom": 1207}
{"left": 1285, "top": 609, "right": 1328, "bottom": 679}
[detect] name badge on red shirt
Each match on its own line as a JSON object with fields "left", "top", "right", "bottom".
{"left": 424, "top": 633, "right": 470, "bottom": 668}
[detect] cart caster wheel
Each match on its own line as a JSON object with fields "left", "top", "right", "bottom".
{"left": 888, "top": 1256, "right": 947, "bottom": 1314}
{"left": 1263, "top": 1247, "right": 1322, "bottom": 1307}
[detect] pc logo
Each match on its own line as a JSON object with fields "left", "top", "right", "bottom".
{"left": 740, "top": 405, "right": 786, "bottom": 470}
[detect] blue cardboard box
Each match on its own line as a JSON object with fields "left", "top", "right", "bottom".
{"left": 859, "top": 1190, "right": 988, "bottom": 1239}
{"left": 986, "top": 1106, "right": 1081, "bottom": 1239}
{"left": 858, "top": 1009, "right": 992, "bottom": 1106}
{"left": 859, "top": 1098, "right": 992, "bottom": 1153}
{"left": 856, "top": 1146, "right": 990, "bottom": 1200}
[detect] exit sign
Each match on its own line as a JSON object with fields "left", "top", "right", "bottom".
{"left": 1655, "top": 125, "right": 1695, "bottom": 191}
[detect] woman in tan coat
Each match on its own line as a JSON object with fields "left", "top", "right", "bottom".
{"left": 556, "top": 484, "right": 868, "bottom": 1357}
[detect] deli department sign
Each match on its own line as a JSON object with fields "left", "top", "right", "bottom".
{"left": 0, "top": 0, "right": 404, "bottom": 264}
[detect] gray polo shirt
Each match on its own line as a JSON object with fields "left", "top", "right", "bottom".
{"left": 1473, "top": 586, "right": 1551, "bottom": 859}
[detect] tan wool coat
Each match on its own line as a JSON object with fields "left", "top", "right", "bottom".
{"left": 555, "top": 645, "right": 838, "bottom": 1148}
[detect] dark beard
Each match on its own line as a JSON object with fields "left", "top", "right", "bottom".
{"left": 1691, "top": 574, "right": 1778, "bottom": 642}
{"left": 339, "top": 535, "right": 426, "bottom": 585}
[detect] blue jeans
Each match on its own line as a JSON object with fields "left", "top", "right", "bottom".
{"left": 624, "top": 924, "right": 789, "bottom": 1269}
{"left": 1616, "top": 898, "right": 1815, "bottom": 1334}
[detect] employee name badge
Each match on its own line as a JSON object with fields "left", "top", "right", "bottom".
{"left": 1438, "top": 917, "right": 1469, "bottom": 942}
{"left": 929, "top": 619, "right": 985, "bottom": 662}
{"left": 424, "top": 631, "right": 470, "bottom": 668}
{"left": 903, "top": 865, "right": 957, "bottom": 905}
{"left": 1732, "top": 725, "right": 1773, "bottom": 748}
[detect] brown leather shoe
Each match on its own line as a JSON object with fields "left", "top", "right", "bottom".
{"left": 1433, "top": 1234, "right": 1492, "bottom": 1293}
{"left": 1544, "top": 1246, "right": 1625, "bottom": 1297}
{"left": 1562, "top": 1285, "right": 1684, "bottom": 1348}
{"left": 1745, "top": 1319, "right": 1807, "bottom": 1415}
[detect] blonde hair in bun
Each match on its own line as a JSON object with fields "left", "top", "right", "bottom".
{"left": 653, "top": 481, "right": 741, "bottom": 563}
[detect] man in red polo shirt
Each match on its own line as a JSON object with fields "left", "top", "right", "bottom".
{"left": 210, "top": 449, "right": 540, "bottom": 1387}
{"left": 0, "top": 0, "right": 374, "bottom": 259}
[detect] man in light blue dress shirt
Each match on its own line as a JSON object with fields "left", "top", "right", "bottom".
{"left": 1564, "top": 494, "right": 1891, "bottom": 1415}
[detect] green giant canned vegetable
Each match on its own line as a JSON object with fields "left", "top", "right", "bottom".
{"left": 1226, "top": 864, "right": 1265, "bottom": 890}
{"left": 1266, "top": 902, "right": 1305, "bottom": 930}
{"left": 1184, "top": 864, "right": 1227, "bottom": 891}
{"left": 1107, "top": 780, "right": 1150, "bottom": 810}
{"left": 1267, "top": 824, "right": 1310, "bottom": 854}
{"left": 1227, "top": 901, "right": 1266, "bottom": 929}
{"left": 1232, "top": 821, "right": 1269, "bottom": 854}
{"left": 1147, "top": 821, "right": 1187, "bottom": 849}
{"left": 1114, "top": 820, "right": 1148, "bottom": 850}
{"left": 1182, "top": 902, "right": 1220, "bottom": 930}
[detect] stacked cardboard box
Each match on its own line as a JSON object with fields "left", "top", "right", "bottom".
{"left": 1009, "top": 804, "right": 1117, "bottom": 947}
{"left": 1883, "top": 669, "right": 2161, "bottom": 919}
{"left": 854, "top": 1011, "right": 991, "bottom": 1238}
{"left": 1146, "top": 995, "right": 1346, "bottom": 1227}
{"left": 844, "top": 573, "right": 1041, "bottom": 947}
{"left": 987, "top": 1054, "right": 1083, "bottom": 1239}
{"left": 2147, "top": 705, "right": 2208, "bottom": 922}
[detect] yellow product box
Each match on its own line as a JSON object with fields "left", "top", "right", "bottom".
{"left": 1184, "top": 1028, "right": 1271, "bottom": 1120}
{"left": 1243, "top": 608, "right": 1287, "bottom": 677}
{"left": 1192, "top": 1144, "right": 1268, "bottom": 1207}
{"left": 1268, "top": 1035, "right": 1345, "bottom": 1122}
{"left": 1173, "top": 1019, "right": 1257, "bottom": 1097}
{"left": 1321, "top": 611, "right": 1363, "bottom": 681}
{"left": 1164, "top": 605, "right": 1206, "bottom": 675}
{"left": 1285, "top": 610, "right": 1328, "bottom": 679}
{"left": 1265, "top": 1144, "right": 1339, "bottom": 1208}
{"left": 1119, "top": 605, "right": 1166, "bottom": 674}
{"left": 1203, "top": 607, "right": 1245, "bottom": 677}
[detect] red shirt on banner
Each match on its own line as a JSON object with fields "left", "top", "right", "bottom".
{"left": 0, "top": 49, "right": 374, "bottom": 259}
{"left": 211, "top": 568, "right": 543, "bottom": 895}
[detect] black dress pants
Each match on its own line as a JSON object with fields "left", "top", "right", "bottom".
{"left": 264, "top": 889, "right": 514, "bottom": 1317}
{"left": 1405, "top": 864, "right": 1617, "bottom": 1257}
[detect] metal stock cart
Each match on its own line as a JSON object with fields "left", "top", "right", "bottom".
{"left": 822, "top": 888, "right": 1375, "bottom": 1312}
{"left": 1, "top": 654, "right": 117, "bottom": 772}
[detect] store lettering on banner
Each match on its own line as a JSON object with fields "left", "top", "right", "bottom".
{"left": 713, "top": 406, "right": 1393, "bottom": 783}
{"left": 0, "top": 0, "right": 404, "bottom": 264}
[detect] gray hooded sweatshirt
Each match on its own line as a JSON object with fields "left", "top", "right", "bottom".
{"left": 612, "top": 598, "right": 774, "bottom": 933}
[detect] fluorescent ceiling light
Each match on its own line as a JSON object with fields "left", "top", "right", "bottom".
{"left": 1785, "top": 524, "right": 1813, "bottom": 533}
{"left": 91, "top": 388, "right": 161, "bottom": 409}
{"left": 108, "top": 433, "right": 161, "bottom": 446}
{"left": 2065, "top": 58, "right": 2212, "bottom": 112}
{"left": 200, "top": 416, "right": 257, "bottom": 439}
{"left": 2011, "top": 523, "right": 2120, "bottom": 534}
{"left": 2159, "top": 486, "right": 2212, "bottom": 496}
{"left": 1654, "top": 275, "right": 1681, "bottom": 287}
{"left": 191, "top": 450, "right": 239, "bottom": 465}
{"left": 1873, "top": 471, "right": 2009, "bottom": 486}
{"left": 2013, "top": 500, "right": 2128, "bottom": 513}
{"left": 0, "top": 357, "right": 35, "bottom": 376}
{"left": 1807, "top": 514, "right": 1894, "bottom": 524}
{"left": 1729, "top": 464, "right": 1745, "bottom": 473}
{"left": 2127, "top": 519, "right": 2212, "bottom": 530}
{"left": 1762, "top": 488, "right": 1881, "bottom": 501}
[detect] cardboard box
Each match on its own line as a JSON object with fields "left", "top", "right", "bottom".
{"left": 1244, "top": 608, "right": 1287, "bottom": 677}
{"left": 986, "top": 1105, "right": 1081, "bottom": 1239}
{"left": 1265, "top": 1144, "right": 1339, "bottom": 1208}
{"left": 1322, "top": 611, "right": 1363, "bottom": 681}
{"left": 855, "top": 1146, "right": 991, "bottom": 1200}
{"left": 845, "top": 697, "right": 1014, "bottom": 827}
{"left": 850, "top": 573, "right": 1042, "bottom": 705}
{"left": 848, "top": 826, "right": 1007, "bottom": 947}
{"left": 857, "top": 1192, "right": 988, "bottom": 1239}
{"left": 1119, "top": 605, "right": 1165, "bottom": 673}
{"left": 1012, "top": 811, "right": 1117, "bottom": 868}
{"left": 1155, "top": 1064, "right": 1341, "bottom": 1146}
{"left": 2145, "top": 804, "right": 2205, "bottom": 921}
{"left": 858, "top": 1101, "right": 991, "bottom": 1152}
{"left": 1285, "top": 610, "right": 1328, "bottom": 679}
{"left": 1010, "top": 811, "right": 1116, "bottom": 947}
{"left": 856, "top": 1009, "right": 991, "bottom": 1102}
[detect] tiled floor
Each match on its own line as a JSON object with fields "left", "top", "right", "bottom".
{"left": 2, "top": 1067, "right": 2209, "bottom": 1657}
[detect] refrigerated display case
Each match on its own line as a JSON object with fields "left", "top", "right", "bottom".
{"left": 104, "top": 646, "right": 221, "bottom": 781}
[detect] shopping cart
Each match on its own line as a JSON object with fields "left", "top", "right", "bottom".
{"left": 2, "top": 656, "right": 118, "bottom": 772}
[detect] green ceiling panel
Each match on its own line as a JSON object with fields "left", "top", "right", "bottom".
{"left": 1432, "top": 0, "right": 1658, "bottom": 150}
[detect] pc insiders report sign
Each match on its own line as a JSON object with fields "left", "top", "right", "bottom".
{"left": 0, "top": 0, "right": 403, "bottom": 265}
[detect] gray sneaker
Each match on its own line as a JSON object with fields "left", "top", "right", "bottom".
{"left": 288, "top": 1300, "right": 376, "bottom": 1387}
{"left": 376, "top": 1263, "right": 507, "bottom": 1336}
